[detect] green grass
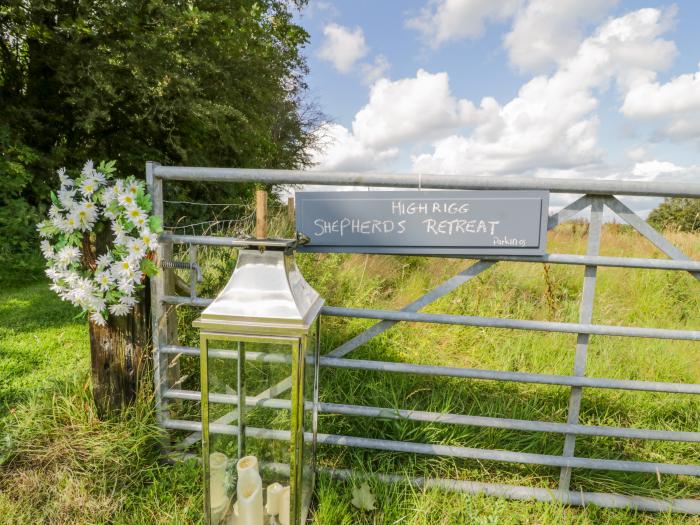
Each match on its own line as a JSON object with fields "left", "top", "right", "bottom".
{"left": 1, "top": 223, "right": 699, "bottom": 524}
{"left": 0, "top": 276, "right": 89, "bottom": 413}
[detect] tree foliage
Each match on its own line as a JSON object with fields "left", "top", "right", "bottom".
{"left": 1, "top": 0, "right": 316, "bottom": 265}
{"left": 648, "top": 198, "right": 700, "bottom": 232}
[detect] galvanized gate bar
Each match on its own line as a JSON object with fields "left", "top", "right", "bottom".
{"left": 150, "top": 165, "right": 700, "bottom": 514}
{"left": 151, "top": 165, "right": 700, "bottom": 198}
{"left": 547, "top": 195, "right": 592, "bottom": 228}
{"left": 472, "top": 253, "right": 700, "bottom": 271}
{"left": 320, "top": 306, "right": 700, "bottom": 340}
{"left": 163, "top": 387, "right": 700, "bottom": 442}
{"left": 146, "top": 161, "right": 174, "bottom": 426}
{"left": 559, "top": 197, "right": 603, "bottom": 490}
{"left": 159, "top": 234, "right": 700, "bottom": 271}
{"left": 322, "top": 467, "right": 700, "bottom": 514}
{"left": 604, "top": 196, "right": 700, "bottom": 282}
{"left": 160, "top": 298, "right": 700, "bottom": 339}
{"left": 160, "top": 344, "right": 700, "bottom": 393}
{"left": 160, "top": 419, "right": 700, "bottom": 477}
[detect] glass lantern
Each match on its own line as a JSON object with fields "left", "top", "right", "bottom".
{"left": 193, "top": 244, "right": 323, "bottom": 525}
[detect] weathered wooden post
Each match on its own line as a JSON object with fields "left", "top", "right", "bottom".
{"left": 89, "top": 288, "right": 151, "bottom": 417}
{"left": 86, "top": 226, "right": 152, "bottom": 418}
{"left": 288, "top": 196, "right": 295, "bottom": 223}
{"left": 256, "top": 187, "right": 268, "bottom": 238}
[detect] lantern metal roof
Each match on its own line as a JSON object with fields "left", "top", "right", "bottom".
{"left": 193, "top": 246, "right": 323, "bottom": 336}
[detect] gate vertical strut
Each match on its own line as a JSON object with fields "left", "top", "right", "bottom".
{"left": 559, "top": 197, "right": 603, "bottom": 490}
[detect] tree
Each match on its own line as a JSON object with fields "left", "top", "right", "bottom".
{"left": 1, "top": 0, "right": 317, "bottom": 265}
{"left": 648, "top": 198, "right": 700, "bottom": 232}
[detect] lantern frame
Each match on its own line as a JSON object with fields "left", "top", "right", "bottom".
{"left": 194, "top": 246, "right": 323, "bottom": 525}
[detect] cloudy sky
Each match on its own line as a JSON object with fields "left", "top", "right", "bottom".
{"left": 296, "top": 0, "right": 700, "bottom": 197}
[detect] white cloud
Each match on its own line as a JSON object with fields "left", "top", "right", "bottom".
{"left": 631, "top": 160, "right": 683, "bottom": 180}
{"left": 318, "top": 23, "right": 369, "bottom": 74}
{"left": 310, "top": 123, "right": 398, "bottom": 171}
{"left": 407, "top": 0, "right": 521, "bottom": 47}
{"left": 625, "top": 146, "right": 649, "bottom": 162}
{"left": 312, "top": 7, "right": 689, "bottom": 182}
{"left": 412, "top": 8, "right": 678, "bottom": 176}
{"left": 407, "top": 0, "right": 618, "bottom": 73}
{"left": 504, "top": 0, "right": 618, "bottom": 72}
{"left": 360, "top": 55, "right": 391, "bottom": 86}
{"left": 309, "top": 70, "right": 475, "bottom": 170}
{"left": 352, "top": 69, "right": 477, "bottom": 148}
{"left": 621, "top": 64, "right": 700, "bottom": 141}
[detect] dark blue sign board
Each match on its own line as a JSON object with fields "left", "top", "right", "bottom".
{"left": 295, "top": 190, "right": 549, "bottom": 256}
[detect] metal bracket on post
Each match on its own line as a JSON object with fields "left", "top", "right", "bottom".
{"left": 160, "top": 256, "right": 204, "bottom": 299}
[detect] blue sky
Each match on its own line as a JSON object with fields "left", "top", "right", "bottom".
{"left": 293, "top": 0, "right": 700, "bottom": 190}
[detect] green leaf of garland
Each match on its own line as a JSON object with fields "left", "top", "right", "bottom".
{"left": 140, "top": 258, "right": 159, "bottom": 277}
{"left": 148, "top": 215, "right": 163, "bottom": 233}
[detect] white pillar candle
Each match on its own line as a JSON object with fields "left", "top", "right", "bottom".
{"left": 265, "top": 482, "right": 284, "bottom": 516}
{"left": 236, "top": 456, "right": 263, "bottom": 525}
{"left": 236, "top": 455, "right": 259, "bottom": 486}
{"left": 226, "top": 502, "right": 239, "bottom": 525}
{"left": 278, "top": 486, "right": 291, "bottom": 525}
{"left": 210, "top": 453, "right": 230, "bottom": 524}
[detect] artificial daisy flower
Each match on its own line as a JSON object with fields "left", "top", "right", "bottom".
{"left": 92, "top": 170, "right": 107, "bottom": 186}
{"left": 118, "top": 192, "right": 137, "bottom": 208}
{"left": 95, "top": 270, "right": 113, "bottom": 291}
{"left": 58, "top": 188, "right": 78, "bottom": 209}
{"left": 96, "top": 253, "right": 112, "bottom": 269}
{"left": 75, "top": 201, "right": 98, "bottom": 230}
{"left": 133, "top": 215, "right": 148, "bottom": 229}
{"left": 109, "top": 302, "right": 131, "bottom": 316}
{"left": 40, "top": 240, "right": 54, "bottom": 259}
{"left": 115, "top": 258, "right": 135, "bottom": 276}
{"left": 112, "top": 221, "right": 129, "bottom": 245}
{"left": 140, "top": 229, "right": 159, "bottom": 251}
{"left": 117, "top": 277, "right": 136, "bottom": 295}
{"left": 56, "top": 245, "right": 80, "bottom": 269}
{"left": 125, "top": 206, "right": 147, "bottom": 225}
{"left": 119, "top": 295, "right": 137, "bottom": 307}
{"left": 58, "top": 167, "right": 74, "bottom": 188}
{"left": 101, "top": 186, "right": 117, "bottom": 207}
{"left": 125, "top": 180, "right": 142, "bottom": 196}
{"left": 90, "top": 311, "right": 106, "bottom": 326}
{"left": 79, "top": 177, "right": 99, "bottom": 197}
{"left": 127, "top": 238, "right": 146, "bottom": 258}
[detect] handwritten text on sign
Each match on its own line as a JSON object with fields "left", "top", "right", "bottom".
{"left": 295, "top": 190, "right": 549, "bottom": 256}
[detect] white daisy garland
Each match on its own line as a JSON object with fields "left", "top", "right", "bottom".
{"left": 37, "top": 160, "right": 162, "bottom": 326}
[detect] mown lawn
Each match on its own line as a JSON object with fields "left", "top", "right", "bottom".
{"left": 1, "top": 224, "right": 699, "bottom": 524}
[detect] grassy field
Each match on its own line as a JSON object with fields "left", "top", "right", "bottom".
{"left": 1, "top": 223, "right": 699, "bottom": 524}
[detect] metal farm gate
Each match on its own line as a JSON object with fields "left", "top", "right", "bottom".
{"left": 146, "top": 162, "right": 700, "bottom": 514}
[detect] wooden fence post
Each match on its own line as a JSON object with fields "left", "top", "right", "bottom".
{"left": 287, "top": 196, "right": 295, "bottom": 223}
{"left": 89, "top": 286, "right": 151, "bottom": 418}
{"left": 85, "top": 223, "right": 152, "bottom": 418}
{"left": 256, "top": 188, "right": 268, "bottom": 239}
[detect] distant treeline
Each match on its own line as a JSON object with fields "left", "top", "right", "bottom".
{"left": 648, "top": 198, "right": 700, "bottom": 232}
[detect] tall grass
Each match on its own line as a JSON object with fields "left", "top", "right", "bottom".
{"left": 0, "top": 378, "right": 201, "bottom": 524}
{"left": 163, "top": 212, "right": 699, "bottom": 523}
{"left": 1, "top": 205, "right": 698, "bottom": 523}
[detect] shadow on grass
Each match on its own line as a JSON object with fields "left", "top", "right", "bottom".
{"left": 0, "top": 279, "right": 84, "bottom": 335}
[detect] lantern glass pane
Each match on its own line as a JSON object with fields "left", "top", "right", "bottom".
{"left": 202, "top": 334, "right": 314, "bottom": 525}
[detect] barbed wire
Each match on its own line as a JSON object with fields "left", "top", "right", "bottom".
{"left": 162, "top": 200, "right": 250, "bottom": 208}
